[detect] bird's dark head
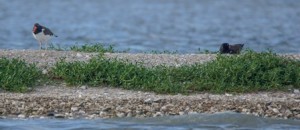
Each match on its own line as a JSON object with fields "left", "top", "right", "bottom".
{"left": 222, "top": 43, "right": 229, "bottom": 47}
{"left": 33, "top": 23, "right": 42, "bottom": 34}
{"left": 220, "top": 43, "right": 230, "bottom": 54}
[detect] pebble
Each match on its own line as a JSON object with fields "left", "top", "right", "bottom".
{"left": 76, "top": 53, "right": 82, "bottom": 57}
{"left": 153, "top": 112, "right": 163, "bottom": 117}
{"left": 80, "top": 86, "right": 88, "bottom": 90}
{"left": 79, "top": 110, "right": 86, "bottom": 114}
{"left": 225, "top": 93, "right": 233, "bottom": 96}
{"left": 144, "top": 98, "right": 153, "bottom": 103}
{"left": 272, "top": 108, "right": 279, "bottom": 113}
{"left": 127, "top": 112, "right": 132, "bottom": 117}
{"left": 179, "top": 111, "right": 186, "bottom": 115}
{"left": 71, "top": 107, "right": 79, "bottom": 112}
{"left": 100, "top": 111, "right": 107, "bottom": 117}
{"left": 42, "top": 69, "right": 48, "bottom": 74}
{"left": 17, "top": 114, "right": 25, "bottom": 118}
{"left": 88, "top": 114, "right": 97, "bottom": 119}
{"left": 116, "top": 112, "right": 126, "bottom": 118}
{"left": 285, "top": 109, "right": 293, "bottom": 117}
{"left": 54, "top": 114, "right": 65, "bottom": 118}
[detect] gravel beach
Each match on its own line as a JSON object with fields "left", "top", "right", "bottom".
{"left": 0, "top": 50, "right": 300, "bottom": 119}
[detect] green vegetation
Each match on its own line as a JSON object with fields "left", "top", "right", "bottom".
{"left": 51, "top": 50, "right": 300, "bottom": 94}
{"left": 69, "top": 44, "right": 115, "bottom": 53}
{"left": 1, "top": 45, "right": 300, "bottom": 93}
{"left": 0, "top": 58, "right": 41, "bottom": 92}
{"left": 48, "top": 43, "right": 128, "bottom": 53}
{"left": 187, "top": 50, "right": 300, "bottom": 93}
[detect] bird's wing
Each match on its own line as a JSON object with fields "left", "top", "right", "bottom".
{"left": 43, "top": 27, "right": 55, "bottom": 36}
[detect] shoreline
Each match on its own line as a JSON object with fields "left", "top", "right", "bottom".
{"left": 0, "top": 50, "right": 300, "bottom": 119}
{"left": 1, "top": 86, "right": 300, "bottom": 119}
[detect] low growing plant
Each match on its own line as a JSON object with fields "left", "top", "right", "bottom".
{"left": 70, "top": 43, "right": 115, "bottom": 53}
{"left": 0, "top": 58, "right": 41, "bottom": 92}
{"left": 187, "top": 50, "right": 300, "bottom": 93}
{"left": 51, "top": 50, "right": 300, "bottom": 94}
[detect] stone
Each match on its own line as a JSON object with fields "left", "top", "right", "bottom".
{"left": 42, "top": 69, "right": 48, "bottom": 74}
{"left": 71, "top": 107, "right": 79, "bottom": 111}
{"left": 225, "top": 93, "right": 233, "bottom": 96}
{"left": 160, "top": 104, "right": 174, "bottom": 112}
{"left": 18, "top": 114, "right": 26, "bottom": 118}
{"left": 294, "top": 89, "right": 300, "bottom": 94}
{"left": 179, "top": 111, "right": 186, "bottom": 115}
{"left": 116, "top": 112, "right": 126, "bottom": 118}
{"left": 79, "top": 110, "right": 86, "bottom": 114}
{"left": 295, "top": 114, "right": 300, "bottom": 119}
{"left": 242, "top": 108, "right": 249, "bottom": 113}
{"left": 103, "top": 107, "right": 112, "bottom": 112}
{"left": 54, "top": 114, "right": 65, "bottom": 118}
{"left": 88, "top": 114, "right": 97, "bottom": 119}
{"left": 285, "top": 109, "right": 293, "bottom": 117}
{"left": 76, "top": 53, "right": 82, "bottom": 57}
{"left": 136, "top": 110, "right": 142, "bottom": 115}
{"left": 272, "top": 108, "right": 279, "bottom": 113}
{"left": 144, "top": 98, "right": 153, "bottom": 103}
{"left": 153, "top": 112, "right": 163, "bottom": 117}
{"left": 100, "top": 111, "right": 107, "bottom": 117}
{"left": 80, "top": 86, "right": 88, "bottom": 90}
{"left": 127, "top": 112, "right": 132, "bottom": 117}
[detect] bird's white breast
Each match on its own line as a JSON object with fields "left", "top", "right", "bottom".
{"left": 32, "top": 29, "right": 52, "bottom": 43}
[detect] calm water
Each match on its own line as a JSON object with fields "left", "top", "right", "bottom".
{"left": 1, "top": 0, "right": 300, "bottom": 129}
{"left": 1, "top": 113, "right": 300, "bottom": 130}
{"left": 0, "top": 0, "right": 299, "bottom": 53}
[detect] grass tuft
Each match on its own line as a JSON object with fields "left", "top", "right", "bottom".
{"left": 70, "top": 43, "right": 115, "bottom": 53}
{"left": 0, "top": 58, "right": 41, "bottom": 92}
{"left": 51, "top": 50, "right": 300, "bottom": 94}
{"left": 48, "top": 43, "right": 129, "bottom": 53}
{"left": 188, "top": 50, "right": 300, "bottom": 93}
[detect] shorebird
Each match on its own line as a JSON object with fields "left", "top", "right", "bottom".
{"left": 32, "top": 23, "right": 58, "bottom": 49}
{"left": 219, "top": 43, "right": 244, "bottom": 54}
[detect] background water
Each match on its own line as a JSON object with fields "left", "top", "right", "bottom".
{"left": 1, "top": 113, "right": 300, "bottom": 130}
{"left": 0, "top": 0, "right": 299, "bottom": 53}
{"left": 1, "top": 0, "right": 300, "bottom": 129}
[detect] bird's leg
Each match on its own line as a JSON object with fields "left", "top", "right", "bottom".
{"left": 45, "top": 42, "right": 48, "bottom": 50}
{"left": 39, "top": 42, "right": 42, "bottom": 50}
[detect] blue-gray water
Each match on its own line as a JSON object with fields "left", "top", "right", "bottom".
{"left": 1, "top": 0, "right": 300, "bottom": 129}
{"left": 1, "top": 113, "right": 300, "bottom": 130}
{"left": 0, "top": 0, "right": 299, "bottom": 53}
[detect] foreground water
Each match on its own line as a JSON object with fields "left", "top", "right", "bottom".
{"left": 1, "top": 113, "right": 300, "bottom": 129}
{"left": 0, "top": 0, "right": 299, "bottom": 53}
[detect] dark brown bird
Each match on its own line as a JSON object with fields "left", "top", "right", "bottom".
{"left": 219, "top": 43, "right": 244, "bottom": 54}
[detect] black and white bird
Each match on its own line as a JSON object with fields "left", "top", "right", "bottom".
{"left": 32, "top": 23, "right": 57, "bottom": 49}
